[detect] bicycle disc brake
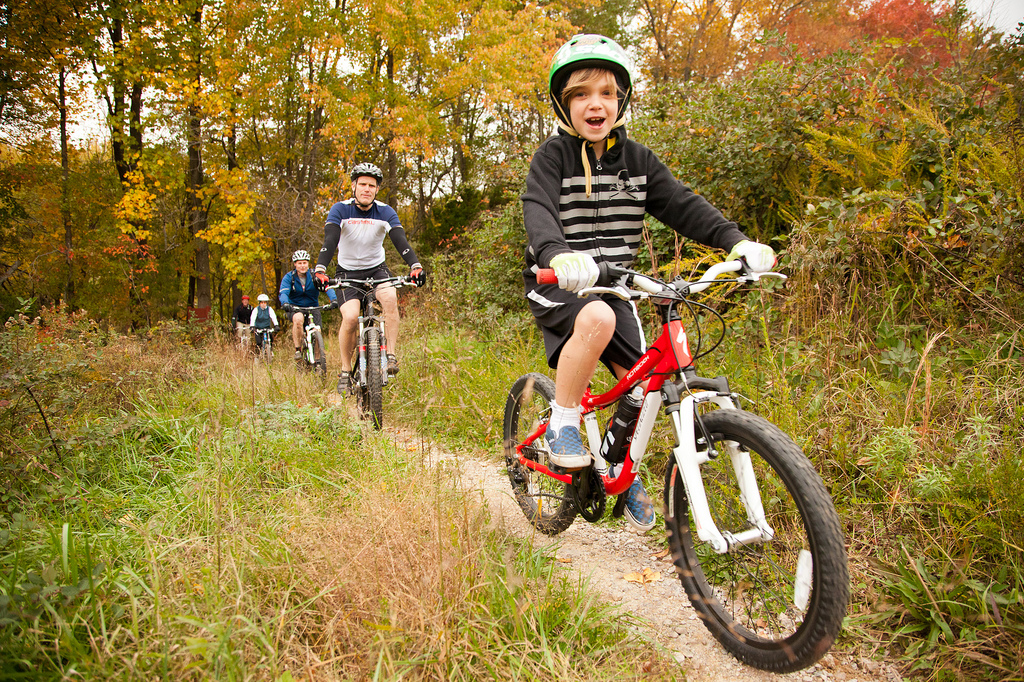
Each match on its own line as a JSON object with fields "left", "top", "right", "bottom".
{"left": 571, "top": 467, "right": 606, "bottom": 522}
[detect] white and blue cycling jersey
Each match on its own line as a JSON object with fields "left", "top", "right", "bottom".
{"left": 316, "top": 199, "right": 418, "bottom": 272}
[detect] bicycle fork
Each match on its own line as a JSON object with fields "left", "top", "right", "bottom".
{"left": 305, "top": 323, "right": 320, "bottom": 364}
{"left": 582, "top": 387, "right": 775, "bottom": 554}
{"left": 355, "top": 315, "right": 390, "bottom": 387}
{"left": 665, "top": 391, "right": 776, "bottom": 554}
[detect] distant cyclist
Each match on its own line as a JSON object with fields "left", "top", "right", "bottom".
{"left": 249, "top": 294, "right": 280, "bottom": 351}
{"left": 231, "top": 294, "right": 253, "bottom": 340}
{"left": 279, "top": 250, "right": 338, "bottom": 361}
{"left": 313, "top": 162, "right": 426, "bottom": 394}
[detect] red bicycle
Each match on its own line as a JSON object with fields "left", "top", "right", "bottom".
{"left": 503, "top": 259, "right": 849, "bottom": 673}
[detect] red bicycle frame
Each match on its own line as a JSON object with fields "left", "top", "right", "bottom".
{"left": 515, "top": 314, "right": 695, "bottom": 491}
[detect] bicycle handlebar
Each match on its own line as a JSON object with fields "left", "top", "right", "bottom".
{"left": 286, "top": 303, "right": 336, "bottom": 312}
{"left": 535, "top": 260, "right": 786, "bottom": 301}
{"left": 325, "top": 275, "right": 418, "bottom": 290}
{"left": 535, "top": 269, "right": 559, "bottom": 286}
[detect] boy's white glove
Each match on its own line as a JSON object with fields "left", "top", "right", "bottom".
{"left": 550, "top": 252, "right": 600, "bottom": 293}
{"left": 727, "top": 240, "right": 776, "bottom": 273}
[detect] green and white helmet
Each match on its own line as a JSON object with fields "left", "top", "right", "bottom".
{"left": 548, "top": 34, "right": 635, "bottom": 129}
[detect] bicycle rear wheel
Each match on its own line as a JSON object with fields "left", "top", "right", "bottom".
{"left": 502, "top": 373, "right": 577, "bottom": 535}
{"left": 311, "top": 329, "right": 327, "bottom": 377}
{"left": 359, "top": 327, "right": 384, "bottom": 429}
{"left": 663, "top": 409, "right": 848, "bottom": 673}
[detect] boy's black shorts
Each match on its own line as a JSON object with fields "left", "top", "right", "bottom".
{"left": 334, "top": 263, "right": 394, "bottom": 305}
{"left": 525, "top": 279, "right": 646, "bottom": 373}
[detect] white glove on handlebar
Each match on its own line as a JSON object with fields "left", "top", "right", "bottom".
{"left": 727, "top": 240, "right": 776, "bottom": 273}
{"left": 550, "top": 252, "right": 600, "bottom": 293}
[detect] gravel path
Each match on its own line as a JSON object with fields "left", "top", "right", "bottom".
{"left": 391, "top": 427, "right": 905, "bottom": 682}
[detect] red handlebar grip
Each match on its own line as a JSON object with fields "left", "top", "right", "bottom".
{"left": 536, "top": 269, "right": 558, "bottom": 285}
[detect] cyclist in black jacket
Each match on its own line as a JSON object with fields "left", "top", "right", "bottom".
{"left": 522, "top": 34, "right": 776, "bottom": 530}
{"left": 231, "top": 295, "right": 253, "bottom": 341}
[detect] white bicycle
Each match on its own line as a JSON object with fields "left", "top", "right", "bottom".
{"left": 287, "top": 304, "right": 333, "bottom": 377}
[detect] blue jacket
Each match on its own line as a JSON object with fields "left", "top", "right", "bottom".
{"left": 279, "top": 269, "right": 337, "bottom": 308}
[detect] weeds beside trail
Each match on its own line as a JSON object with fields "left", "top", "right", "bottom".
{"left": 0, "top": 307, "right": 674, "bottom": 680}
{"left": 394, "top": 272, "right": 1024, "bottom": 681}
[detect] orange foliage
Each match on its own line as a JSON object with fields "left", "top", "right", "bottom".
{"left": 858, "top": 0, "right": 958, "bottom": 69}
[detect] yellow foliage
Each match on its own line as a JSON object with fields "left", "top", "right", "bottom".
{"left": 115, "top": 169, "right": 155, "bottom": 241}
{"left": 195, "top": 166, "right": 271, "bottom": 281}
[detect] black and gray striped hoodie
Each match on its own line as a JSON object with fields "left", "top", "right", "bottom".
{"left": 522, "top": 127, "right": 748, "bottom": 278}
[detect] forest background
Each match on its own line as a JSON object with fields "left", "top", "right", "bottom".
{"left": 2, "top": 0, "right": 1024, "bottom": 678}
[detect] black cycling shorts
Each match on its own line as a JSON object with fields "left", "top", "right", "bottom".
{"left": 334, "top": 263, "right": 394, "bottom": 304}
{"left": 524, "top": 277, "right": 647, "bottom": 373}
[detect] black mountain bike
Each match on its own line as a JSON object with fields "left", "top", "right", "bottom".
{"left": 253, "top": 328, "right": 274, "bottom": 363}
{"left": 329, "top": 276, "right": 417, "bottom": 429}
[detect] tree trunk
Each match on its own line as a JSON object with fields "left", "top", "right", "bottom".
{"left": 186, "top": 6, "right": 211, "bottom": 322}
{"left": 59, "top": 65, "right": 74, "bottom": 309}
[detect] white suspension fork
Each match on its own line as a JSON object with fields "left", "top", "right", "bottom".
{"left": 378, "top": 316, "right": 389, "bottom": 386}
{"left": 668, "top": 392, "right": 775, "bottom": 554}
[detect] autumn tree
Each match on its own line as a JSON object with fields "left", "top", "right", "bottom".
{"left": 639, "top": 0, "right": 857, "bottom": 83}
{"left": 336, "top": 0, "right": 569, "bottom": 244}
{"left": 0, "top": 0, "right": 102, "bottom": 310}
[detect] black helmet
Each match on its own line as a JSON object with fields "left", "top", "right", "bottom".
{"left": 350, "top": 162, "right": 383, "bottom": 184}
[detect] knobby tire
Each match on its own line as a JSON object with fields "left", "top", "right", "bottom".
{"left": 663, "top": 409, "right": 848, "bottom": 673}
{"left": 502, "top": 373, "right": 578, "bottom": 535}
{"left": 363, "top": 327, "right": 384, "bottom": 429}
{"left": 312, "top": 329, "right": 327, "bottom": 377}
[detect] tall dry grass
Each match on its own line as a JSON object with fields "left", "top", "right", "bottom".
{"left": 0, "top": 311, "right": 677, "bottom": 680}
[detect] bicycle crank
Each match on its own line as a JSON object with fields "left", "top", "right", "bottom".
{"left": 570, "top": 467, "right": 606, "bottom": 522}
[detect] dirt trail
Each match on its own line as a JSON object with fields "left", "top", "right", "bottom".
{"left": 390, "top": 427, "right": 905, "bottom": 682}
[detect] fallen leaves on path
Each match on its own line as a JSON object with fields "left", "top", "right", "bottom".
{"left": 624, "top": 567, "right": 663, "bottom": 585}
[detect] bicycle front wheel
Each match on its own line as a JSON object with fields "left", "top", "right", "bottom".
{"left": 311, "top": 329, "right": 327, "bottom": 377}
{"left": 361, "top": 327, "right": 384, "bottom": 429}
{"left": 664, "top": 409, "right": 848, "bottom": 673}
{"left": 502, "top": 373, "right": 577, "bottom": 535}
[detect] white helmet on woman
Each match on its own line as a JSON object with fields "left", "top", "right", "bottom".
{"left": 257, "top": 294, "right": 270, "bottom": 302}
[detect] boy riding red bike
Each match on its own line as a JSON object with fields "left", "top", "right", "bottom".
{"left": 522, "top": 33, "right": 775, "bottom": 530}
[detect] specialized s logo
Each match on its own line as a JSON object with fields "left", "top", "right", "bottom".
{"left": 613, "top": 170, "right": 639, "bottom": 199}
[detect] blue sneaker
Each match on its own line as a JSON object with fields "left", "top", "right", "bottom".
{"left": 545, "top": 425, "right": 592, "bottom": 469}
{"left": 623, "top": 476, "right": 656, "bottom": 531}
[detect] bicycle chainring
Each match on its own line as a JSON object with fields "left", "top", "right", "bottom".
{"left": 571, "top": 467, "right": 606, "bottom": 522}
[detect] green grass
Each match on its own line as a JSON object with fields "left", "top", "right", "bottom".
{"left": 9, "top": 280, "right": 1024, "bottom": 679}
{"left": 395, "top": 279, "right": 1024, "bottom": 679}
{"left": 0, "top": 312, "right": 681, "bottom": 681}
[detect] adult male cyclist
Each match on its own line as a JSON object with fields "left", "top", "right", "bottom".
{"left": 314, "top": 162, "right": 426, "bottom": 395}
{"left": 280, "top": 250, "right": 338, "bottom": 361}
{"left": 231, "top": 295, "right": 253, "bottom": 341}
